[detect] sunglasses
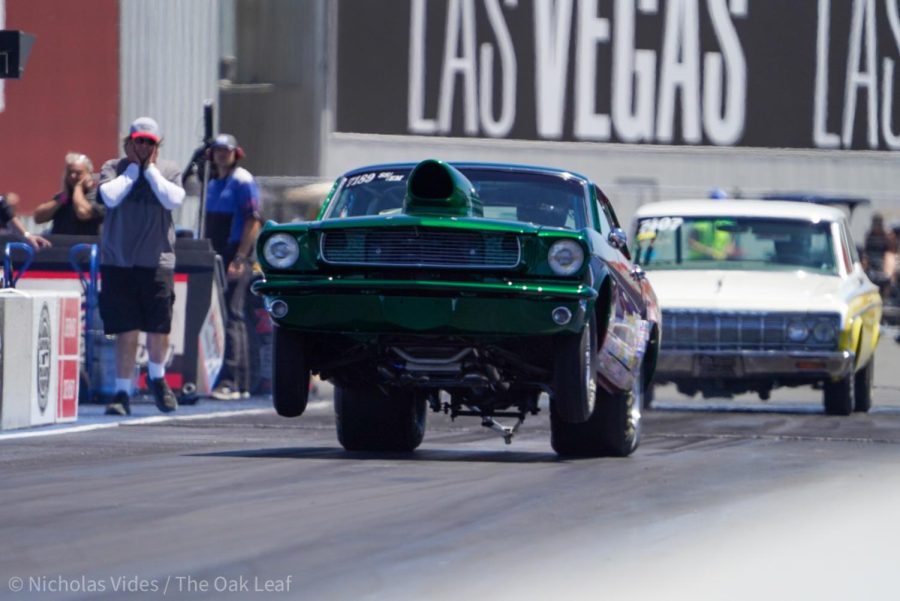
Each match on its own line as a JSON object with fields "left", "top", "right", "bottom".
{"left": 133, "top": 138, "right": 157, "bottom": 146}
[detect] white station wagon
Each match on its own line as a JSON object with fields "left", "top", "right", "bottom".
{"left": 631, "top": 200, "right": 882, "bottom": 415}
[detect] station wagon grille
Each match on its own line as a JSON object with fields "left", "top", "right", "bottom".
{"left": 661, "top": 310, "right": 840, "bottom": 352}
{"left": 320, "top": 228, "right": 521, "bottom": 269}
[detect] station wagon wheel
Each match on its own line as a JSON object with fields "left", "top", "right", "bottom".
{"left": 272, "top": 326, "right": 310, "bottom": 417}
{"left": 335, "top": 385, "right": 426, "bottom": 452}
{"left": 551, "top": 318, "right": 597, "bottom": 424}
{"left": 550, "top": 358, "right": 643, "bottom": 458}
{"left": 823, "top": 373, "right": 854, "bottom": 416}
{"left": 853, "top": 360, "right": 874, "bottom": 413}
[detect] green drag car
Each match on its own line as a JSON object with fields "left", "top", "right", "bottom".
{"left": 253, "top": 160, "right": 661, "bottom": 456}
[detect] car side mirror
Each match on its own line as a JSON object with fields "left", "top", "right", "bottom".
{"left": 608, "top": 227, "right": 628, "bottom": 250}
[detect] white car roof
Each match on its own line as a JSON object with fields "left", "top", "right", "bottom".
{"left": 633, "top": 199, "right": 847, "bottom": 222}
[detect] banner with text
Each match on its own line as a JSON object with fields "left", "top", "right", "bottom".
{"left": 336, "top": 0, "right": 900, "bottom": 150}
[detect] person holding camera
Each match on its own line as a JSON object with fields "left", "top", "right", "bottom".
{"left": 33, "top": 152, "right": 105, "bottom": 235}
{"left": 204, "top": 134, "right": 262, "bottom": 400}
{"left": 97, "top": 117, "right": 185, "bottom": 416}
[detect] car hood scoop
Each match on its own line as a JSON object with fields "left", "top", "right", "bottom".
{"left": 403, "top": 159, "right": 484, "bottom": 218}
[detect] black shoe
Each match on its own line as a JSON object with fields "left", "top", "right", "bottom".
{"left": 105, "top": 391, "right": 131, "bottom": 416}
{"left": 149, "top": 377, "right": 178, "bottom": 413}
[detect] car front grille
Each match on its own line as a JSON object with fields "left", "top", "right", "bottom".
{"left": 320, "top": 228, "right": 521, "bottom": 269}
{"left": 661, "top": 310, "right": 841, "bottom": 352}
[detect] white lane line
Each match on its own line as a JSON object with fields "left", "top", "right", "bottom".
{"left": 0, "top": 422, "right": 121, "bottom": 440}
{"left": 121, "top": 408, "right": 273, "bottom": 426}
{"left": 0, "top": 400, "right": 333, "bottom": 441}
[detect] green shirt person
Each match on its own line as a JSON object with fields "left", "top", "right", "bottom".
{"left": 688, "top": 219, "right": 737, "bottom": 260}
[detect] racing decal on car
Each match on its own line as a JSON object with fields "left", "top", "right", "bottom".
{"left": 598, "top": 310, "right": 642, "bottom": 391}
{"left": 638, "top": 217, "right": 684, "bottom": 235}
{"left": 345, "top": 171, "right": 406, "bottom": 187}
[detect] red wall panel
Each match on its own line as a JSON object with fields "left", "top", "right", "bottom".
{"left": 1, "top": 0, "right": 119, "bottom": 214}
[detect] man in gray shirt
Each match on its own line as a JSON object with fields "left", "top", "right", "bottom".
{"left": 98, "top": 117, "right": 185, "bottom": 416}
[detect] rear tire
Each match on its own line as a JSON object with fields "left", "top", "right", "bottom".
{"left": 823, "top": 374, "right": 854, "bottom": 416}
{"left": 272, "top": 326, "right": 310, "bottom": 417}
{"left": 551, "top": 319, "right": 596, "bottom": 424}
{"left": 551, "top": 361, "right": 643, "bottom": 458}
{"left": 853, "top": 360, "right": 874, "bottom": 413}
{"left": 335, "top": 385, "right": 426, "bottom": 452}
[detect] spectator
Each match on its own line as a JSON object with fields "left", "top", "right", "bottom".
{"left": 863, "top": 213, "right": 897, "bottom": 280}
{"left": 97, "top": 117, "right": 185, "bottom": 416}
{"left": 204, "top": 134, "right": 262, "bottom": 400}
{"left": 33, "top": 152, "right": 104, "bottom": 235}
{"left": 0, "top": 192, "right": 51, "bottom": 250}
{"left": 0, "top": 190, "right": 21, "bottom": 233}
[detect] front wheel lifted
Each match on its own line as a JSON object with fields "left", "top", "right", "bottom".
{"left": 272, "top": 326, "right": 310, "bottom": 417}
{"left": 335, "top": 385, "right": 426, "bottom": 452}
{"left": 551, "top": 362, "right": 643, "bottom": 458}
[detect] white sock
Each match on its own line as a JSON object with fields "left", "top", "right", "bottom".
{"left": 148, "top": 361, "right": 165, "bottom": 380}
{"left": 115, "top": 378, "right": 133, "bottom": 395}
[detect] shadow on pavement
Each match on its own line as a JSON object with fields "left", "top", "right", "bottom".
{"left": 190, "top": 446, "right": 574, "bottom": 464}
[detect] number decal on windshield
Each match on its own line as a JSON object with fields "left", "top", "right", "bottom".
{"left": 345, "top": 171, "right": 406, "bottom": 187}
{"left": 639, "top": 217, "right": 684, "bottom": 234}
{"left": 345, "top": 173, "right": 377, "bottom": 187}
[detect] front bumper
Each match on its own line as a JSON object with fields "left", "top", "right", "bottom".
{"left": 253, "top": 277, "right": 597, "bottom": 336}
{"left": 656, "top": 350, "right": 855, "bottom": 381}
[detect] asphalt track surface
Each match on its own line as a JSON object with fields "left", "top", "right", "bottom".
{"left": 3, "top": 332, "right": 900, "bottom": 601}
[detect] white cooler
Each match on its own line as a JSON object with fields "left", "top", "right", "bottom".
{"left": 0, "top": 289, "right": 81, "bottom": 430}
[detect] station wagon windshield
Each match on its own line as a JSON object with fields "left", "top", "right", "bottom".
{"left": 633, "top": 216, "right": 838, "bottom": 275}
{"left": 325, "top": 168, "right": 588, "bottom": 229}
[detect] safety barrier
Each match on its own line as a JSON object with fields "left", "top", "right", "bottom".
{"left": 2, "top": 234, "right": 227, "bottom": 403}
{"left": 1, "top": 243, "right": 81, "bottom": 430}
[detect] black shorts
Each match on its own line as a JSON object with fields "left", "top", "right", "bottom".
{"left": 99, "top": 266, "right": 175, "bottom": 334}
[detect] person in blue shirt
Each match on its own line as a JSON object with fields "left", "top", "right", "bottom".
{"left": 205, "top": 134, "right": 262, "bottom": 399}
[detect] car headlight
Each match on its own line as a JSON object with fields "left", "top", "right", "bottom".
{"left": 813, "top": 320, "right": 837, "bottom": 342}
{"left": 263, "top": 233, "right": 300, "bottom": 268}
{"left": 787, "top": 321, "right": 809, "bottom": 342}
{"left": 548, "top": 239, "right": 585, "bottom": 276}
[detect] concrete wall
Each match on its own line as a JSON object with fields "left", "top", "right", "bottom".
{"left": 323, "top": 133, "right": 900, "bottom": 241}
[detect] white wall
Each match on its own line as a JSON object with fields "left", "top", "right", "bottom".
{"left": 324, "top": 133, "right": 900, "bottom": 242}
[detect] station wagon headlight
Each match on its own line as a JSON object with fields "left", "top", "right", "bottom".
{"left": 548, "top": 240, "right": 584, "bottom": 276}
{"left": 813, "top": 320, "right": 837, "bottom": 342}
{"left": 263, "top": 233, "right": 300, "bottom": 268}
{"left": 787, "top": 321, "right": 809, "bottom": 342}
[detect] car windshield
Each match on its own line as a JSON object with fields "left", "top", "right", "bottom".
{"left": 324, "top": 167, "right": 588, "bottom": 229}
{"left": 632, "top": 216, "right": 838, "bottom": 275}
